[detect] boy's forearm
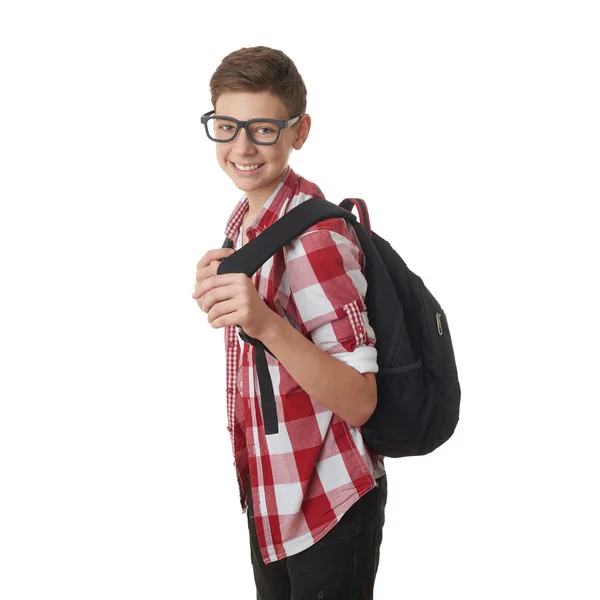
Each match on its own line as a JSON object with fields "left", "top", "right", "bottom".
{"left": 257, "top": 313, "right": 376, "bottom": 428}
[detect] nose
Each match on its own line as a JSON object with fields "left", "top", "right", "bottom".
{"left": 230, "top": 125, "right": 256, "bottom": 153}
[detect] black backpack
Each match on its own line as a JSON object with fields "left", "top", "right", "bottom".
{"left": 217, "top": 197, "right": 461, "bottom": 458}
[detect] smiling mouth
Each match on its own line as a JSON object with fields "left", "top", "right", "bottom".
{"left": 231, "top": 161, "right": 265, "bottom": 172}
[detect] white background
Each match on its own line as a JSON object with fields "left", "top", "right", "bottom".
{"left": 1, "top": 1, "right": 598, "bottom": 598}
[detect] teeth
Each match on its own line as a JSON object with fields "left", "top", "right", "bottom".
{"left": 234, "top": 163, "right": 262, "bottom": 171}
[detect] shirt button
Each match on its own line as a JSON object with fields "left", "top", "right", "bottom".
{"left": 226, "top": 387, "right": 233, "bottom": 393}
{"left": 228, "top": 341, "right": 236, "bottom": 348}
{"left": 227, "top": 426, "right": 232, "bottom": 432}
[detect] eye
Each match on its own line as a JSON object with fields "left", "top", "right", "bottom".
{"left": 248, "top": 121, "right": 279, "bottom": 142}
{"left": 251, "top": 126, "right": 275, "bottom": 135}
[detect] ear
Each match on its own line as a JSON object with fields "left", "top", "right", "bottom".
{"left": 293, "top": 114, "right": 311, "bottom": 150}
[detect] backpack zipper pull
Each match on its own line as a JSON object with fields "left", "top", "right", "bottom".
{"left": 436, "top": 312, "right": 443, "bottom": 335}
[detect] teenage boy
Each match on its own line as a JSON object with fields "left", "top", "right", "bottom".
{"left": 192, "top": 46, "right": 387, "bottom": 599}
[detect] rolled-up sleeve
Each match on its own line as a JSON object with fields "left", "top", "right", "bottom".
{"left": 283, "top": 224, "right": 378, "bottom": 374}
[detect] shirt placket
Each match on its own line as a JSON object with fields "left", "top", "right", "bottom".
{"left": 225, "top": 324, "right": 246, "bottom": 511}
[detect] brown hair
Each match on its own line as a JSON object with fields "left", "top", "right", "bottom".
{"left": 209, "top": 46, "right": 307, "bottom": 118}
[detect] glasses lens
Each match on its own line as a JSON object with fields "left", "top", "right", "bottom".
{"left": 207, "top": 117, "right": 238, "bottom": 141}
{"left": 247, "top": 121, "right": 279, "bottom": 145}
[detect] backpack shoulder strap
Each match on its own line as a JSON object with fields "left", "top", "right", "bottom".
{"left": 218, "top": 197, "right": 358, "bottom": 278}
{"left": 215, "top": 197, "right": 360, "bottom": 436}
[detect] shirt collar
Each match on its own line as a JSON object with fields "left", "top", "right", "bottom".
{"left": 223, "top": 166, "right": 299, "bottom": 246}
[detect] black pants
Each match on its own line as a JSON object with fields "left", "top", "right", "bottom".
{"left": 245, "top": 471, "right": 387, "bottom": 600}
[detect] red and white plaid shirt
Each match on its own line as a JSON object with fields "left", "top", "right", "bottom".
{"left": 222, "top": 166, "right": 385, "bottom": 564}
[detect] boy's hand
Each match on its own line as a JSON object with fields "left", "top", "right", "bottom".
{"left": 192, "top": 269, "right": 276, "bottom": 341}
{"left": 192, "top": 248, "right": 236, "bottom": 309}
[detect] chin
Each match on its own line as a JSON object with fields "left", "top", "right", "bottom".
{"left": 232, "top": 177, "right": 262, "bottom": 191}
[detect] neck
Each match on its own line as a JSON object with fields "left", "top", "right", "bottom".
{"left": 244, "top": 165, "right": 291, "bottom": 215}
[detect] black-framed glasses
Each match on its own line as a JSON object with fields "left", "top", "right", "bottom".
{"left": 200, "top": 110, "right": 302, "bottom": 145}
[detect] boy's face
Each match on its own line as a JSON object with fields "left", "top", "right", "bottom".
{"left": 213, "top": 90, "right": 310, "bottom": 204}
